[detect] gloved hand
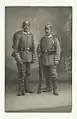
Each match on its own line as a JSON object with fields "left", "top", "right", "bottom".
{"left": 15, "top": 58, "right": 23, "bottom": 64}
{"left": 31, "top": 59, "right": 35, "bottom": 64}
{"left": 55, "top": 55, "right": 59, "bottom": 64}
{"left": 15, "top": 53, "right": 23, "bottom": 64}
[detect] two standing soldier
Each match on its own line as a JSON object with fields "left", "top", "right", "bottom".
{"left": 12, "top": 20, "right": 61, "bottom": 96}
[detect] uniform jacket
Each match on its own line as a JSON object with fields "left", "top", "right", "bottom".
{"left": 12, "top": 30, "right": 36, "bottom": 62}
{"left": 40, "top": 34, "right": 61, "bottom": 66}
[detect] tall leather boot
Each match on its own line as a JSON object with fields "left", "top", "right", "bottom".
{"left": 53, "top": 88, "right": 58, "bottom": 95}
{"left": 37, "top": 83, "right": 42, "bottom": 94}
{"left": 21, "top": 78, "right": 25, "bottom": 95}
{"left": 17, "top": 79, "right": 22, "bottom": 96}
{"left": 52, "top": 78, "right": 59, "bottom": 96}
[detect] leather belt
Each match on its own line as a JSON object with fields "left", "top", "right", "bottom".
{"left": 20, "top": 47, "right": 32, "bottom": 52}
{"left": 41, "top": 49, "right": 56, "bottom": 54}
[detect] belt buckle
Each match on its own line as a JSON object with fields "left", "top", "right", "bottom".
{"left": 26, "top": 48, "right": 29, "bottom": 53}
{"left": 45, "top": 50, "right": 47, "bottom": 53}
{"left": 27, "top": 48, "right": 30, "bottom": 50}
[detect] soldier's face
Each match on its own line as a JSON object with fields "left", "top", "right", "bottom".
{"left": 45, "top": 27, "right": 51, "bottom": 35}
{"left": 23, "top": 25, "right": 29, "bottom": 32}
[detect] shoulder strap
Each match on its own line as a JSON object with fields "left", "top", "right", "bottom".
{"left": 40, "top": 36, "right": 45, "bottom": 45}
{"left": 53, "top": 35, "right": 61, "bottom": 46}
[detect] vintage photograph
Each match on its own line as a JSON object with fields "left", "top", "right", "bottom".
{"left": 5, "top": 6, "right": 72, "bottom": 112}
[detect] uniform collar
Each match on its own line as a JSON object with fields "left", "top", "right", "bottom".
{"left": 45, "top": 34, "right": 52, "bottom": 38}
{"left": 22, "top": 31, "right": 30, "bottom": 35}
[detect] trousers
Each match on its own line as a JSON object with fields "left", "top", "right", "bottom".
{"left": 16, "top": 62, "right": 31, "bottom": 93}
{"left": 43, "top": 64, "right": 58, "bottom": 90}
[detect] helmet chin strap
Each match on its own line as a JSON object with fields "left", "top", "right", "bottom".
{"left": 45, "top": 32, "right": 51, "bottom": 36}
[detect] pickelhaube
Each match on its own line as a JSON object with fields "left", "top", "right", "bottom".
{"left": 22, "top": 20, "right": 30, "bottom": 28}
{"left": 45, "top": 24, "right": 52, "bottom": 30}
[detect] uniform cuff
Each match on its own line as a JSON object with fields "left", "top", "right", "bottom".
{"left": 55, "top": 55, "right": 60, "bottom": 61}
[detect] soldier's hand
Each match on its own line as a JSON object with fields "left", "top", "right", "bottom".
{"left": 55, "top": 60, "right": 59, "bottom": 64}
{"left": 31, "top": 59, "right": 35, "bottom": 64}
{"left": 16, "top": 58, "right": 23, "bottom": 64}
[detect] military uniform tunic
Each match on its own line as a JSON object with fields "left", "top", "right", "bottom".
{"left": 12, "top": 30, "right": 36, "bottom": 94}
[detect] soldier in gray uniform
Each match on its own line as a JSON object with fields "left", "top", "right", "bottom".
{"left": 11, "top": 20, "right": 36, "bottom": 96}
{"left": 39, "top": 24, "right": 61, "bottom": 95}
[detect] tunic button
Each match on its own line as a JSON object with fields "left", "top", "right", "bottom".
{"left": 45, "top": 50, "right": 47, "bottom": 52}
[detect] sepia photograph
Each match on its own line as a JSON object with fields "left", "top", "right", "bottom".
{"left": 5, "top": 6, "right": 72, "bottom": 112}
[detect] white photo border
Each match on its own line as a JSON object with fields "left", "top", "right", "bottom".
{"left": 0, "top": 0, "right": 77, "bottom": 119}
